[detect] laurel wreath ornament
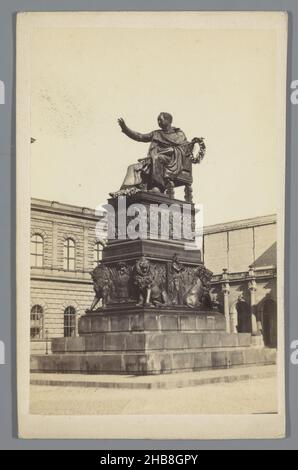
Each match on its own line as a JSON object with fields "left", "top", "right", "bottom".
{"left": 190, "top": 137, "right": 206, "bottom": 164}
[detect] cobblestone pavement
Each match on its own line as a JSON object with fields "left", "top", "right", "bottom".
{"left": 30, "top": 376, "right": 278, "bottom": 415}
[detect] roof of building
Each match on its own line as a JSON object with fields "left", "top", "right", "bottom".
{"left": 203, "top": 214, "right": 276, "bottom": 234}
{"left": 31, "top": 198, "right": 102, "bottom": 221}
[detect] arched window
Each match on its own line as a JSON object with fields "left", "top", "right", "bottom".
{"left": 31, "top": 234, "right": 44, "bottom": 267}
{"left": 30, "top": 305, "right": 43, "bottom": 339}
{"left": 63, "top": 238, "right": 75, "bottom": 270}
{"left": 64, "top": 306, "right": 76, "bottom": 337}
{"left": 93, "top": 242, "right": 103, "bottom": 267}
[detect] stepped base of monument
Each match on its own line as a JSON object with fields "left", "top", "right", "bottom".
{"left": 51, "top": 331, "right": 252, "bottom": 353}
{"left": 30, "top": 364, "right": 277, "bottom": 389}
{"left": 78, "top": 309, "right": 227, "bottom": 334}
{"left": 30, "top": 347, "right": 276, "bottom": 375}
{"left": 30, "top": 310, "right": 276, "bottom": 375}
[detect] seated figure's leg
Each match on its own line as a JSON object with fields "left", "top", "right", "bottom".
{"left": 165, "top": 180, "right": 175, "bottom": 199}
{"left": 150, "top": 154, "right": 167, "bottom": 191}
{"left": 185, "top": 184, "right": 193, "bottom": 203}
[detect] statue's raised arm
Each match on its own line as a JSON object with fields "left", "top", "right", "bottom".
{"left": 118, "top": 118, "right": 153, "bottom": 143}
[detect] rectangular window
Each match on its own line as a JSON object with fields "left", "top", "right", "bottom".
{"left": 63, "top": 239, "right": 76, "bottom": 270}
{"left": 31, "top": 234, "right": 44, "bottom": 267}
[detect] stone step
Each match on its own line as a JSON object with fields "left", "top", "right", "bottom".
{"left": 31, "top": 346, "right": 276, "bottom": 375}
{"left": 52, "top": 331, "right": 252, "bottom": 353}
{"left": 79, "top": 309, "right": 226, "bottom": 334}
{"left": 30, "top": 364, "right": 277, "bottom": 390}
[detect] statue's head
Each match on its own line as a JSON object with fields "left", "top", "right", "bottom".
{"left": 158, "top": 112, "right": 173, "bottom": 130}
{"left": 119, "top": 262, "right": 128, "bottom": 274}
{"left": 138, "top": 256, "right": 150, "bottom": 272}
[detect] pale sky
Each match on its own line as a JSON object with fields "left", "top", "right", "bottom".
{"left": 30, "top": 25, "right": 279, "bottom": 225}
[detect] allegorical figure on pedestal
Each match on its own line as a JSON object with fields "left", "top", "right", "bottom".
{"left": 112, "top": 112, "right": 206, "bottom": 200}
{"left": 171, "top": 254, "right": 185, "bottom": 305}
{"left": 115, "top": 262, "right": 130, "bottom": 303}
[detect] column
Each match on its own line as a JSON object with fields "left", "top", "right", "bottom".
{"left": 221, "top": 268, "right": 230, "bottom": 333}
{"left": 247, "top": 265, "right": 263, "bottom": 345}
{"left": 230, "top": 302, "right": 238, "bottom": 334}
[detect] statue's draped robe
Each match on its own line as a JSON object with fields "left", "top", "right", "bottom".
{"left": 121, "top": 127, "right": 192, "bottom": 191}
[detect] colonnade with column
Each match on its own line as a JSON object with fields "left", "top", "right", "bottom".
{"left": 219, "top": 265, "right": 264, "bottom": 345}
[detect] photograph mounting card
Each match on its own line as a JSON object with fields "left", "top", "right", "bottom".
{"left": 17, "top": 11, "right": 287, "bottom": 439}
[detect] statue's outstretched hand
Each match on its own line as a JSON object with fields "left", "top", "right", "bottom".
{"left": 118, "top": 117, "right": 127, "bottom": 131}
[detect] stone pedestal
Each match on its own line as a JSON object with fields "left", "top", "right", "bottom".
{"left": 30, "top": 192, "right": 275, "bottom": 375}
{"left": 31, "top": 308, "right": 276, "bottom": 374}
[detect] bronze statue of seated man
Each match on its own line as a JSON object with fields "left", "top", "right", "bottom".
{"left": 115, "top": 113, "right": 205, "bottom": 199}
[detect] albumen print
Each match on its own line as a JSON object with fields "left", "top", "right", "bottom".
{"left": 17, "top": 11, "right": 287, "bottom": 439}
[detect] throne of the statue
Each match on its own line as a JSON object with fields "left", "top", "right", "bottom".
{"left": 112, "top": 136, "right": 206, "bottom": 203}
{"left": 145, "top": 152, "right": 193, "bottom": 204}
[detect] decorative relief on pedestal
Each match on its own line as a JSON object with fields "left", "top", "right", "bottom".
{"left": 90, "top": 264, "right": 112, "bottom": 310}
{"left": 89, "top": 254, "right": 213, "bottom": 311}
{"left": 134, "top": 257, "right": 168, "bottom": 307}
{"left": 168, "top": 255, "right": 213, "bottom": 309}
{"left": 111, "top": 262, "right": 132, "bottom": 303}
{"left": 90, "top": 261, "right": 135, "bottom": 310}
{"left": 169, "top": 254, "right": 185, "bottom": 305}
{"left": 184, "top": 264, "right": 213, "bottom": 309}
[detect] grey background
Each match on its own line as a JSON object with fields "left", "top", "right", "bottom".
{"left": 0, "top": 0, "right": 296, "bottom": 450}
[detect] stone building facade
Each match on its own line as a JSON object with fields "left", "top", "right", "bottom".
{"left": 30, "top": 199, "right": 103, "bottom": 354}
{"left": 30, "top": 198, "right": 277, "bottom": 353}
{"left": 204, "top": 215, "right": 277, "bottom": 347}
